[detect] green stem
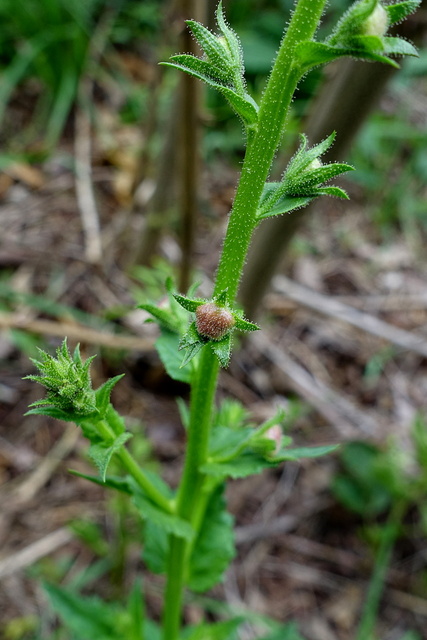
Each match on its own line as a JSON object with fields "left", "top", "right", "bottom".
{"left": 162, "top": 347, "right": 219, "bottom": 640}
{"left": 214, "top": 0, "right": 327, "bottom": 302}
{"left": 96, "top": 420, "right": 173, "bottom": 514}
{"left": 162, "top": 1, "right": 328, "bottom": 638}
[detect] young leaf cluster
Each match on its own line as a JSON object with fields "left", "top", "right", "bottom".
{"left": 162, "top": 1, "right": 258, "bottom": 127}
{"left": 25, "top": 339, "right": 98, "bottom": 417}
{"left": 25, "top": 339, "right": 124, "bottom": 424}
{"left": 257, "top": 132, "right": 354, "bottom": 220}
{"left": 295, "top": 0, "right": 420, "bottom": 72}
{"left": 202, "top": 406, "right": 338, "bottom": 481}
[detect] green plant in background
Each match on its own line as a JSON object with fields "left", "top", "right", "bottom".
{"left": 333, "top": 416, "right": 427, "bottom": 640}
{"left": 25, "top": 1, "right": 420, "bottom": 638}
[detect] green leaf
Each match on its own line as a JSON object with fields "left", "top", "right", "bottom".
{"left": 257, "top": 195, "right": 314, "bottom": 220}
{"left": 173, "top": 293, "right": 204, "bottom": 313}
{"left": 95, "top": 375, "right": 124, "bottom": 420}
{"left": 183, "top": 617, "right": 244, "bottom": 640}
{"left": 382, "top": 36, "right": 419, "bottom": 58}
{"left": 132, "top": 488, "right": 194, "bottom": 541}
{"left": 126, "top": 579, "right": 144, "bottom": 640}
{"left": 143, "top": 521, "right": 169, "bottom": 574}
{"left": 43, "top": 582, "right": 124, "bottom": 640}
{"left": 218, "top": 87, "right": 258, "bottom": 124}
{"left": 69, "top": 470, "right": 133, "bottom": 494}
{"left": 274, "top": 444, "right": 339, "bottom": 462}
{"left": 104, "top": 404, "right": 127, "bottom": 436}
{"left": 233, "top": 315, "right": 259, "bottom": 332}
{"left": 386, "top": 1, "right": 421, "bottom": 25}
{"left": 315, "top": 186, "right": 349, "bottom": 199}
{"left": 186, "top": 19, "right": 234, "bottom": 74}
{"left": 180, "top": 341, "right": 205, "bottom": 368}
{"left": 89, "top": 433, "right": 133, "bottom": 482}
{"left": 210, "top": 334, "right": 232, "bottom": 367}
{"left": 202, "top": 452, "right": 275, "bottom": 479}
{"left": 25, "top": 404, "right": 87, "bottom": 422}
{"left": 169, "top": 54, "right": 233, "bottom": 85}
{"left": 188, "top": 485, "right": 236, "bottom": 592}
{"left": 215, "top": 1, "right": 244, "bottom": 73}
{"left": 162, "top": 61, "right": 258, "bottom": 125}
{"left": 295, "top": 40, "right": 399, "bottom": 72}
{"left": 156, "top": 330, "right": 192, "bottom": 383}
{"left": 208, "top": 425, "right": 254, "bottom": 460}
{"left": 138, "top": 302, "right": 179, "bottom": 333}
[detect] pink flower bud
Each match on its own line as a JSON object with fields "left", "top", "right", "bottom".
{"left": 195, "top": 302, "right": 235, "bottom": 340}
{"left": 266, "top": 424, "right": 282, "bottom": 456}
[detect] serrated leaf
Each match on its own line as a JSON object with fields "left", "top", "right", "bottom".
{"left": 173, "top": 293, "right": 204, "bottom": 313}
{"left": 386, "top": 1, "right": 421, "bottom": 25}
{"left": 143, "top": 521, "right": 169, "bottom": 574}
{"left": 138, "top": 302, "right": 179, "bottom": 333}
{"left": 156, "top": 330, "right": 192, "bottom": 383}
{"left": 43, "top": 582, "right": 124, "bottom": 640}
{"left": 274, "top": 444, "right": 339, "bottom": 462}
{"left": 89, "top": 432, "right": 133, "bottom": 482}
{"left": 95, "top": 375, "right": 124, "bottom": 419}
{"left": 288, "top": 162, "right": 354, "bottom": 193}
{"left": 188, "top": 485, "right": 235, "bottom": 592}
{"left": 162, "top": 62, "right": 258, "bottom": 124}
{"left": 233, "top": 315, "right": 259, "bottom": 332}
{"left": 183, "top": 617, "right": 244, "bottom": 640}
{"left": 69, "top": 470, "right": 133, "bottom": 494}
{"left": 25, "top": 404, "right": 97, "bottom": 424}
{"left": 170, "top": 54, "right": 233, "bottom": 85}
{"left": 132, "top": 489, "right": 194, "bottom": 540}
{"left": 180, "top": 341, "right": 205, "bottom": 368}
{"left": 104, "top": 404, "right": 127, "bottom": 436}
{"left": 257, "top": 195, "right": 314, "bottom": 220}
{"left": 186, "top": 19, "right": 234, "bottom": 73}
{"left": 202, "top": 452, "right": 275, "bottom": 479}
{"left": 210, "top": 334, "right": 231, "bottom": 367}
{"left": 208, "top": 426, "right": 255, "bottom": 465}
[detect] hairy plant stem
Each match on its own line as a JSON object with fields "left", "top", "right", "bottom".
{"left": 162, "top": 1, "right": 328, "bottom": 637}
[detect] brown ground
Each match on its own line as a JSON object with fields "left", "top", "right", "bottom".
{"left": 1, "top": 64, "right": 427, "bottom": 640}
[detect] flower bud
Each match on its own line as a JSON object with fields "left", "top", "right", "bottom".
{"left": 195, "top": 302, "right": 235, "bottom": 340}
{"left": 265, "top": 424, "right": 283, "bottom": 456}
{"left": 362, "top": 3, "right": 389, "bottom": 37}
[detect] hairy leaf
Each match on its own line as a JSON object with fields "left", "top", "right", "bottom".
{"left": 132, "top": 490, "right": 194, "bottom": 540}
{"left": 89, "top": 432, "right": 133, "bottom": 482}
{"left": 202, "top": 452, "right": 275, "bottom": 479}
{"left": 69, "top": 470, "right": 132, "bottom": 494}
{"left": 156, "top": 330, "right": 192, "bottom": 383}
{"left": 188, "top": 486, "right": 235, "bottom": 592}
{"left": 257, "top": 195, "right": 314, "bottom": 219}
{"left": 386, "top": 1, "right": 421, "bottom": 25}
{"left": 169, "top": 54, "right": 233, "bottom": 85}
{"left": 43, "top": 582, "right": 124, "bottom": 640}
{"left": 95, "top": 375, "right": 125, "bottom": 420}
